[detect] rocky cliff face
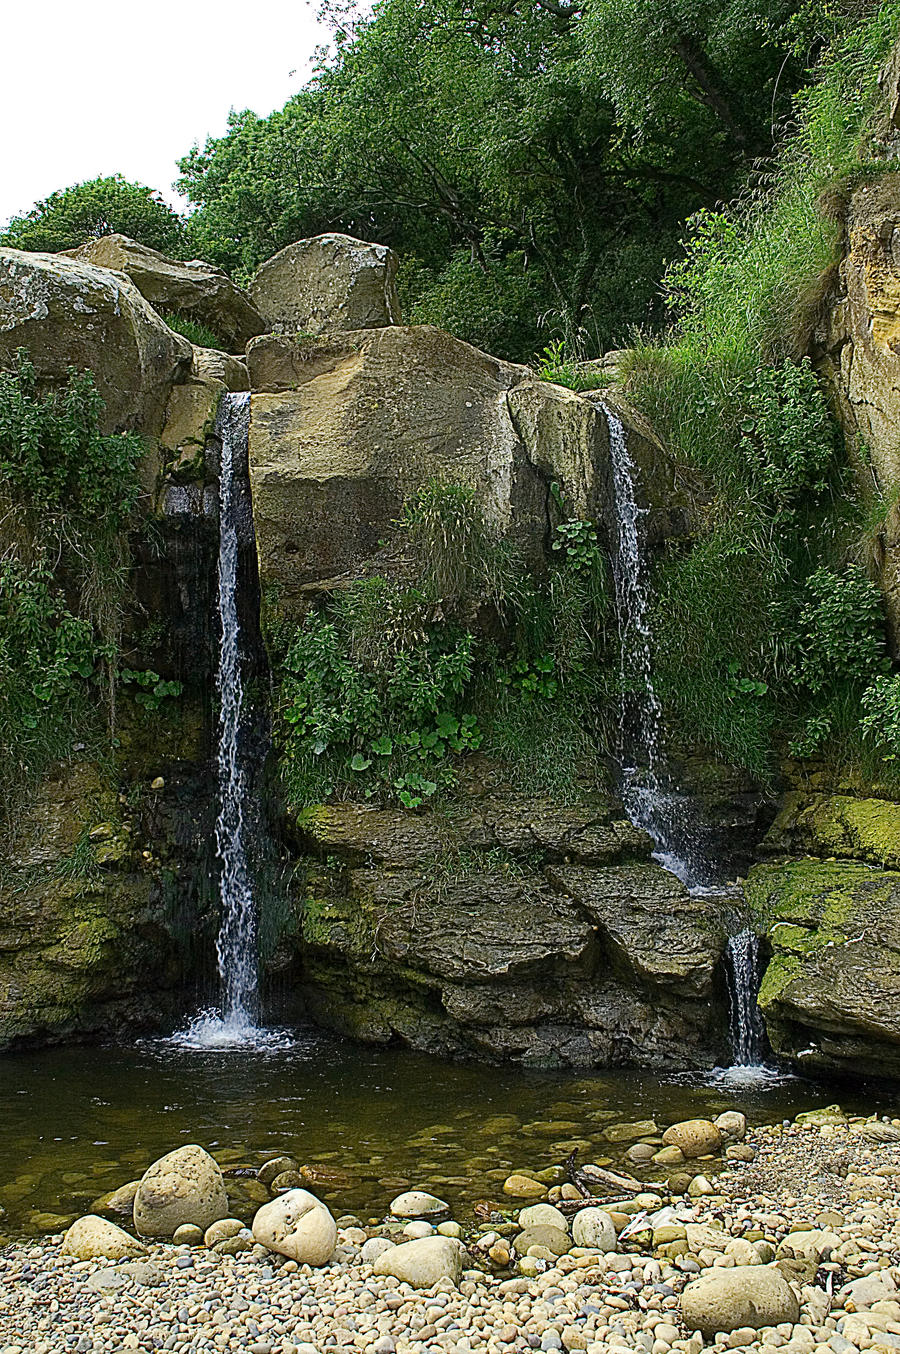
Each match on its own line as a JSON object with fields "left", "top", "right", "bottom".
{"left": 0, "top": 232, "right": 754, "bottom": 1066}
{"left": 277, "top": 796, "right": 728, "bottom": 1068}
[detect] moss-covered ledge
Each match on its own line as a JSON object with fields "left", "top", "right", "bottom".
{"left": 747, "top": 858, "right": 900, "bottom": 1079}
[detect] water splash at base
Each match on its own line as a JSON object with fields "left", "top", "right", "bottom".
{"left": 163, "top": 1009, "right": 301, "bottom": 1053}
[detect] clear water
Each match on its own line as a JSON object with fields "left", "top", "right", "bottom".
{"left": 726, "top": 929, "right": 768, "bottom": 1068}
{"left": 0, "top": 1036, "right": 874, "bottom": 1238}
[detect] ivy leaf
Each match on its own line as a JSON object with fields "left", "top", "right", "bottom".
{"left": 349, "top": 753, "right": 372, "bottom": 772}
{"left": 371, "top": 734, "right": 393, "bottom": 756}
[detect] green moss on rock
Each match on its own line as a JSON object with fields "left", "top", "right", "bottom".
{"left": 747, "top": 858, "right": 900, "bottom": 1077}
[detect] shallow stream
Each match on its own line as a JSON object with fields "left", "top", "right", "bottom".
{"left": 0, "top": 1031, "right": 887, "bottom": 1238}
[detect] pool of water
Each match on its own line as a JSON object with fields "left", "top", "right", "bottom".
{"left": 0, "top": 1028, "right": 885, "bottom": 1238}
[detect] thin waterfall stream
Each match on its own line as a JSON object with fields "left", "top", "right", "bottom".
{"left": 600, "top": 401, "right": 767, "bottom": 1070}
{"left": 171, "top": 393, "right": 291, "bottom": 1051}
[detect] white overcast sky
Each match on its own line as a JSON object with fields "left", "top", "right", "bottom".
{"left": 0, "top": 0, "right": 331, "bottom": 228}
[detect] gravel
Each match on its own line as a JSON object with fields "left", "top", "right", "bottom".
{"left": 1, "top": 1117, "right": 900, "bottom": 1354}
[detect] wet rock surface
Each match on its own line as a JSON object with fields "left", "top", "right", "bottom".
{"left": 287, "top": 796, "right": 728, "bottom": 1069}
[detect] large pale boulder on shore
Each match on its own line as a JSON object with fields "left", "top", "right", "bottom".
{"left": 251, "top": 1188, "right": 337, "bottom": 1264}
{"left": 62, "top": 1214, "right": 147, "bottom": 1260}
{"left": 681, "top": 1264, "right": 800, "bottom": 1335}
{"left": 68, "top": 234, "right": 266, "bottom": 350}
{"left": 0, "top": 247, "right": 192, "bottom": 435}
{"left": 250, "top": 233, "right": 400, "bottom": 334}
{"left": 133, "top": 1145, "right": 228, "bottom": 1238}
{"left": 372, "top": 1235, "right": 464, "bottom": 1288}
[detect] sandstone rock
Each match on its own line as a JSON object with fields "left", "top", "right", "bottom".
{"left": 360, "top": 1237, "right": 396, "bottom": 1264}
{"left": 389, "top": 1190, "right": 449, "bottom": 1219}
{"left": 503, "top": 1175, "right": 547, "bottom": 1200}
{"left": 748, "top": 858, "right": 900, "bottom": 1079}
{"left": 714, "top": 1111, "right": 747, "bottom": 1143}
{"left": 68, "top": 234, "right": 265, "bottom": 349}
{"left": 247, "top": 326, "right": 609, "bottom": 615}
{"left": 372, "top": 1235, "right": 464, "bottom": 1288}
{"left": 403, "top": 1220, "right": 434, "bottom": 1239}
{"left": 172, "top": 1224, "right": 204, "bottom": 1246}
{"left": 250, "top": 234, "right": 400, "bottom": 334}
{"left": 251, "top": 1188, "right": 337, "bottom": 1265}
{"left": 94, "top": 1181, "right": 140, "bottom": 1213}
{"left": 62, "top": 1214, "right": 146, "bottom": 1260}
{"left": 819, "top": 175, "right": 900, "bottom": 645}
{"left": 776, "top": 1228, "right": 839, "bottom": 1263}
{"left": 203, "top": 1217, "right": 245, "bottom": 1247}
{"left": 192, "top": 344, "right": 249, "bottom": 392}
{"left": 571, "top": 1208, "right": 617, "bottom": 1252}
{"left": 133, "top": 1145, "right": 228, "bottom": 1238}
{"left": 0, "top": 247, "right": 191, "bottom": 436}
{"left": 548, "top": 866, "right": 725, "bottom": 996}
{"left": 681, "top": 1264, "right": 800, "bottom": 1335}
{"left": 662, "top": 1119, "right": 723, "bottom": 1158}
{"left": 257, "top": 1156, "right": 299, "bottom": 1188}
{"left": 653, "top": 1146, "right": 686, "bottom": 1166}
{"left": 514, "top": 1224, "right": 571, "bottom": 1256}
{"left": 518, "top": 1203, "right": 569, "bottom": 1231}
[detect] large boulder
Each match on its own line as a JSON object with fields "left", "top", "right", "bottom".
{"left": 0, "top": 247, "right": 191, "bottom": 435}
{"left": 251, "top": 1188, "right": 337, "bottom": 1264}
{"left": 68, "top": 234, "right": 266, "bottom": 350}
{"left": 250, "top": 234, "right": 400, "bottom": 334}
{"left": 681, "top": 1265, "right": 800, "bottom": 1336}
{"left": 748, "top": 858, "right": 900, "bottom": 1078}
{"left": 133, "top": 1145, "right": 228, "bottom": 1237}
{"left": 372, "top": 1235, "right": 464, "bottom": 1288}
{"left": 293, "top": 799, "right": 729, "bottom": 1069}
{"left": 246, "top": 326, "right": 613, "bottom": 614}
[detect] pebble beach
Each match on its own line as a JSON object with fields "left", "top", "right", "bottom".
{"left": 3, "top": 1107, "right": 900, "bottom": 1354}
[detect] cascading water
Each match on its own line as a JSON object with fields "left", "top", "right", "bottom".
{"left": 211, "top": 392, "right": 257, "bottom": 1033}
{"left": 725, "top": 929, "right": 766, "bottom": 1067}
{"left": 602, "top": 403, "right": 702, "bottom": 885}
{"left": 170, "top": 393, "right": 292, "bottom": 1051}
{"left": 601, "top": 402, "right": 770, "bottom": 1072}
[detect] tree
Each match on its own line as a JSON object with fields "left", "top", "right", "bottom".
{"left": 176, "top": 0, "right": 811, "bottom": 359}
{"left": 1, "top": 175, "right": 187, "bottom": 256}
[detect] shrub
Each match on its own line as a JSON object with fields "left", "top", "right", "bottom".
{"left": 0, "top": 352, "right": 144, "bottom": 811}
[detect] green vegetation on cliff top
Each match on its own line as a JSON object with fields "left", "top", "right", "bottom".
{"left": 616, "top": 2, "right": 900, "bottom": 782}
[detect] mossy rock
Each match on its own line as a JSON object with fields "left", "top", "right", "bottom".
{"left": 748, "top": 859, "right": 900, "bottom": 1077}
{"left": 763, "top": 792, "right": 900, "bottom": 869}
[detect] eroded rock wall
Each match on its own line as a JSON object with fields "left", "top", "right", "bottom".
{"left": 275, "top": 797, "right": 729, "bottom": 1068}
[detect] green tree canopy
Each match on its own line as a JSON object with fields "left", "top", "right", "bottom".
{"left": 0, "top": 175, "right": 187, "bottom": 256}
{"left": 177, "top": 0, "right": 809, "bottom": 359}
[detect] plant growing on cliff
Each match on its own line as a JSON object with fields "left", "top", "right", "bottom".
{"left": 276, "top": 586, "right": 481, "bottom": 807}
{"left": 0, "top": 352, "right": 143, "bottom": 812}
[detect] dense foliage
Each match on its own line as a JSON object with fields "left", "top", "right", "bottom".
{"left": 175, "top": 0, "right": 811, "bottom": 359}
{"left": 0, "top": 354, "right": 143, "bottom": 811}
{"left": 269, "top": 481, "right": 610, "bottom": 807}
{"left": 618, "top": 1, "right": 900, "bottom": 780}
{"left": 0, "top": 175, "right": 187, "bottom": 256}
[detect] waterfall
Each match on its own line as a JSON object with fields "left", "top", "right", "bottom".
{"left": 602, "top": 403, "right": 772, "bottom": 1072}
{"left": 169, "top": 393, "right": 292, "bottom": 1051}
{"left": 725, "top": 929, "right": 766, "bottom": 1067}
{"left": 212, "top": 392, "right": 257, "bottom": 1032}
{"left": 602, "top": 403, "right": 702, "bottom": 886}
